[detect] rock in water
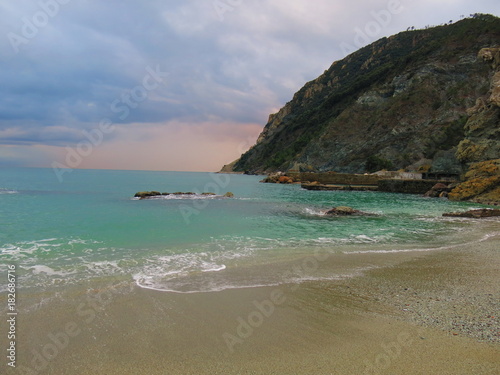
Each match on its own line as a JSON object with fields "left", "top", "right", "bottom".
{"left": 443, "top": 209, "right": 500, "bottom": 218}
{"left": 134, "top": 191, "right": 223, "bottom": 199}
{"left": 325, "top": 206, "right": 360, "bottom": 215}
{"left": 134, "top": 191, "right": 161, "bottom": 199}
{"left": 278, "top": 176, "right": 294, "bottom": 184}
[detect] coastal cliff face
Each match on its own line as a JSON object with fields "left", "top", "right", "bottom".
{"left": 449, "top": 46, "right": 500, "bottom": 204}
{"left": 227, "top": 15, "right": 500, "bottom": 179}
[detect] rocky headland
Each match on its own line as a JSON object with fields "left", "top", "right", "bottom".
{"left": 222, "top": 15, "right": 500, "bottom": 205}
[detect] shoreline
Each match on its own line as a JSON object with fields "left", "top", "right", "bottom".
{"left": 2, "top": 220, "right": 499, "bottom": 374}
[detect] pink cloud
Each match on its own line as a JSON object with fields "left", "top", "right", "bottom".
{"left": 72, "top": 121, "right": 263, "bottom": 172}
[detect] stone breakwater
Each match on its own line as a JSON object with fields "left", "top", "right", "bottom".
{"left": 378, "top": 179, "right": 454, "bottom": 195}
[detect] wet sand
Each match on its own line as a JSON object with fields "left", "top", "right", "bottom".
{"left": 2, "top": 221, "right": 500, "bottom": 374}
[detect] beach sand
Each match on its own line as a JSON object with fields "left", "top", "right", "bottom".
{"left": 3, "top": 220, "right": 499, "bottom": 374}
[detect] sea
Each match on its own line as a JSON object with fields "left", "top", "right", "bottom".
{"left": 0, "top": 167, "right": 487, "bottom": 294}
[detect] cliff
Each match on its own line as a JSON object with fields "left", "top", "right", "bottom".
{"left": 224, "top": 15, "right": 500, "bottom": 184}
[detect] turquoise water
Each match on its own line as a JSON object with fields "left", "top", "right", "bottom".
{"left": 0, "top": 168, "right": 484, "bottom": 293}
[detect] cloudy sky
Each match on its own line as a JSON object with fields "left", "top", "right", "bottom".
{"left": 1, "top": 0, "right": 499, "bottom": 172}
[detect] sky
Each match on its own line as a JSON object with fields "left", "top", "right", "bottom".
{"left": 1, "top": 0, "right": 499, "bottom": 172}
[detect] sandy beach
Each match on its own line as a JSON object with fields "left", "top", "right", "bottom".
{"left": 3, "top": 219, "right": 499, "bottom": 375}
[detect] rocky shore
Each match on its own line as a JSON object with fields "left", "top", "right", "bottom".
{"left": 443, "top": 208, "right": 500, "bottom": 218}
{"left": 448, "top": 160, "right": 500, "bottom": 205}
{"left": 346, "top": 228, "right": 500, "bottom": 344}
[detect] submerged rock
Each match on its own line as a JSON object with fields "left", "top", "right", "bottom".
{"left": 134, "top": 191, "right": 161, "bottom": 199}
{"left": 443, "top": 208, "right": 500, "bottom": 218}
{"left": 325, "top": 206, "right": 361, "bottom": 216}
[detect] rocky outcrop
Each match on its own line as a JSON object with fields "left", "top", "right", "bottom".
{"left": 456, "top": 48, "right": 500, "bottom": 164}
{"left": 219, "top": 159, "right": 241, "bottom": 174}
{"left": 256, "top": 104, "right": 293, "bottom": 144}
{"left": 424, "top": 183, "right": 454, "bottom": 198}
{"left": 443, "top": 208, "right": 500, "bottom": 218}
{"left": 134, "top": 191, "right": 234, "bottom": 199}
{"left": 134, "top": 191, "right": 163, "bottom": 199}
{"left": 324, "top": 206, "right": 363, "bottom": 216}
{"left": 226, "top": 15, "right": 500, "bottom": 175}
{"left": 448, "top": 160, "right": 500, "bottom": 204}
{"left": 491, "top": 71, "right": 500, "bottom": 107}
{"left": 260, "top": 173, "right": 296, "bottom": 184}
{"left": 478, "top": 47, "right": 500, "bottom": 69}
{"left": 450, "top": 45, "right": 500, "bottom": 204}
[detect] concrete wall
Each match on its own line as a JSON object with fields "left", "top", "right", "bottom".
{"left": 377, "top": 179, "right": 443, "bottom": 194}
{"left": 288, "top": 172, "right": 380, "bottom": 186}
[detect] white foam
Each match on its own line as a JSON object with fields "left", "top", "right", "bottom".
{"left": 310, "top": 234, "right": 393, "bottom": 245}
{"left": 133, "top": 264, "right": 370, "bottom": 294}
{"left": 0, "top": 189, "right": 18, "bottom": 194}
{"left": 346, "top": 232, "right": 500, "bottom": 254}
{"left": 304, "top": 208, "right": 326, "bottom": 216}
{"left": 29, "top": 265, "right": 76, "bottom": 276}
{"left": 82, "top": 260, "right": 126, "bottom": 275}
{"left": 133, "top": 277, "right": 281, "bottom": 294}
{"left": 131, "top": 250, "right": 229, "bottom": 291}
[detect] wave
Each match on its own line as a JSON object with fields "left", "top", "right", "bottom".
{"left": 347, "top": 232, "right": 500, "bottom": 254}
{"left": 132, "top": 260, "right": 372, "bottom": 294}
{"left": 4, "top": 227, "right": 497, "bottom": 293}
{"left": 29, "top": 265, "right": 77, "bottom": 276}
{"left": 0, "top": 238, "right": 101, "bottom": 259}
{"left": 132, "top": 251, "right": 228, "bottom": 293}
{"left": 0, "top": 189, "right": 18, "bottom": 194}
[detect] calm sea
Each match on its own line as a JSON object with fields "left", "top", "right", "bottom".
{"left": 0, "top": 168, "right": 483, "bottom": 293}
